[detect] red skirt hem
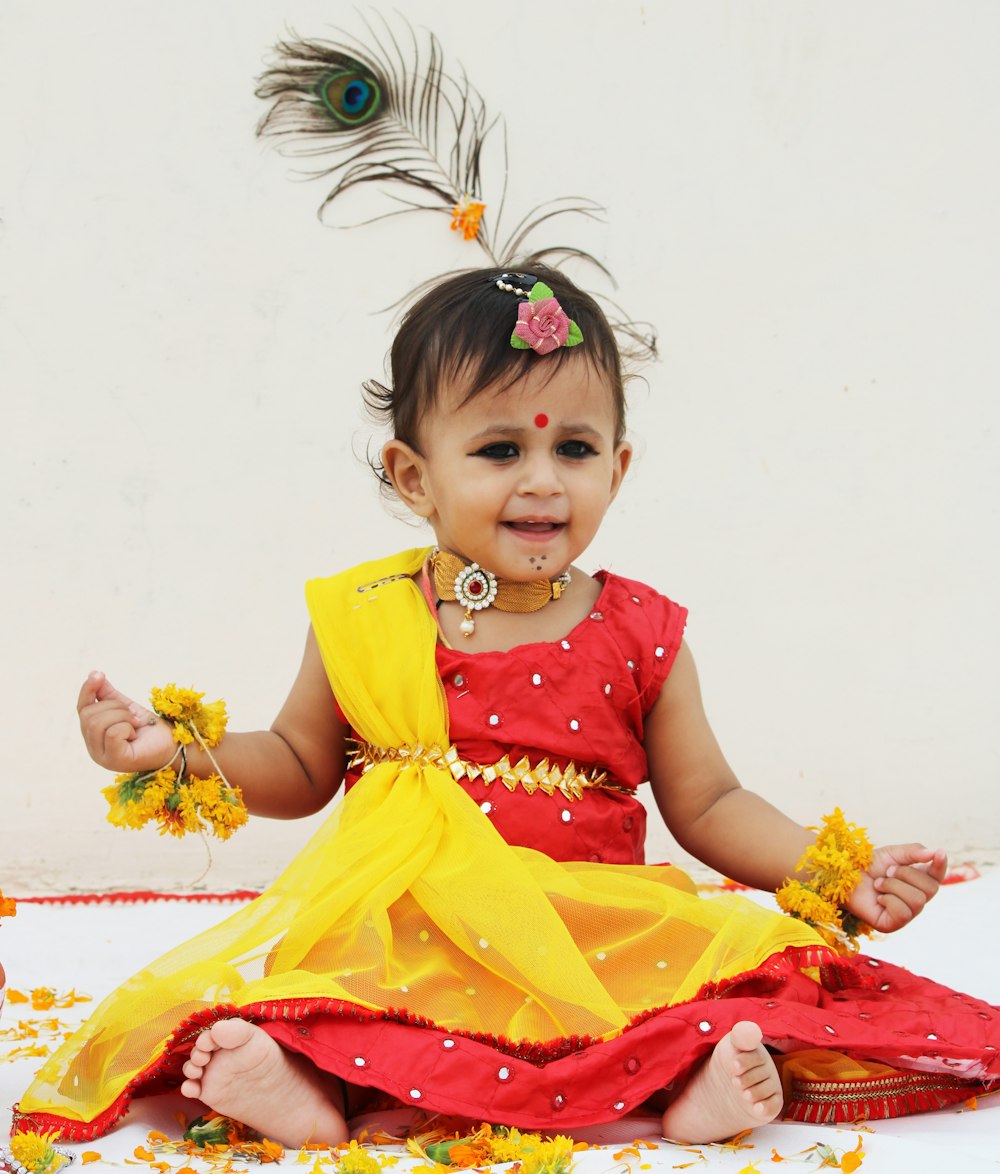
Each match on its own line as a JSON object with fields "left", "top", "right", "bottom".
{"left": 12, "top": 949, "right": 999, "bottom": 1141}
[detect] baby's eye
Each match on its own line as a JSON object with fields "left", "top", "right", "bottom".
{"left": 557, "top": 440, "right": 597, "bottom": 459}
{"left": 474, "top": 442, "right": 519, "bottom": 460}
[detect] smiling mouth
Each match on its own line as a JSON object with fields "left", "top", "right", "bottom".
{"left": 503, "top": 520, "right": 565, "bottom": 535}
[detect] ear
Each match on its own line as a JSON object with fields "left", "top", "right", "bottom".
{"left": 608, "top": 440, "right": 633, "bottom": 504}
{"left": 382, "top": 439, "right": 436, "bottom": 518}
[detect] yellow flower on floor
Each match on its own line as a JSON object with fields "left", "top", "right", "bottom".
{"left": 0, "top": 886, "right": 16, "bottom": 919}
{"left": 519, "top": 1135, "right": 576, "bottom": 1174}
{"left": 338, "top": 1139, "right": 381, "bottom": 1174}
{"left": 9, "top": 1131, "right": 69, "bottom": 1174}
{"left": 484, "top": 1133, "right": 525, "bottom": 1163}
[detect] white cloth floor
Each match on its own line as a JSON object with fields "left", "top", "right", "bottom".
{"left": 2, "top": 873, "right": 998, "bottom": 1172}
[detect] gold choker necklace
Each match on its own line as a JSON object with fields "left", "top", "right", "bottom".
{"left": 430, "top": 548, "right": 572, "bottom": 638}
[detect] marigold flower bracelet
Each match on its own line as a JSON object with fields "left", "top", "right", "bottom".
{"left": 775, "top": 808, "right": 875, "bottom": 954}
{"left": 103, "top": 684, "right": 248, "bottom": 841}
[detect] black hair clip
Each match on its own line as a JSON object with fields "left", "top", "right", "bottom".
{"left": 493, "top": 272, "right": 538, "bottom": 297}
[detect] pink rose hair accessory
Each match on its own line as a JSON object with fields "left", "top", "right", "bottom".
{"left": 495, "top": 273, "right": 584, "bottom": 355}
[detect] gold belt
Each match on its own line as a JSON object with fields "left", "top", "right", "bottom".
{"left": 347, "top": 740, "right": 631, "bottom": 802}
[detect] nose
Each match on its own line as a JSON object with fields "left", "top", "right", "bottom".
{"left": 517, "top": 450, "right": 564, "bottom": 497}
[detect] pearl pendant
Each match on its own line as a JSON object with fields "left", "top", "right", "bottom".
{"left": 460, "top": 615, "right": 476, "bottom": 638}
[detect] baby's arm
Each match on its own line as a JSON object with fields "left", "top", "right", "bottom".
{"left": 77, "top": 628, "right": 346, "bottom": 819}
{"left": 645, "top": 641, "right": 946, "bottom": 930}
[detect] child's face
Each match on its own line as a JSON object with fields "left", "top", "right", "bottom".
{"left": 383, "top": 355, "right": 631, "bottom": 579}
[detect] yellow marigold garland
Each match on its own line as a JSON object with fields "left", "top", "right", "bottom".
{"left": 150, "top": 683, "right": 228, "bottom": 748}
{"left": 775, "top": 808, "right": 875, "bottom": 954}
{"left": 102, "top": 684, "right": 247, "bottom": 841}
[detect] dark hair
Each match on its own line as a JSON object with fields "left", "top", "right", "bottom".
{"left": 364, "top": 263, "right": 637, "bottom": 487}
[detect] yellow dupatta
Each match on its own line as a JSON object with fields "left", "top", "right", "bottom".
{"left": 19, "top": 548, "right": 825, "bottom": 1131}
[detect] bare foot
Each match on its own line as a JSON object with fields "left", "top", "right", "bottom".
{"left": 660, "top": 1021, "right": 783, "bottom": 1144}
{"left": 180, "top": 1018, "right": 348, "bottom": 1147}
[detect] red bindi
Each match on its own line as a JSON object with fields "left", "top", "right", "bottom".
{"left": 534, "top": 413, "right": 549, "bottom": 429}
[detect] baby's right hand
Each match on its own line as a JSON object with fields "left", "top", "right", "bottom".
{"left": 77, "top": 671, "right": 177, "bottom": 773}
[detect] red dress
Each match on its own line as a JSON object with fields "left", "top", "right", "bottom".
{"left": 288, "top": 571, "right": 998, "bottom": 1126}
{"left": 14, "top": 565, "right": 999, "bottom": 1140}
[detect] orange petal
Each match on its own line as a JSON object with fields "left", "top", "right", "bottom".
{"left": 81, "top": 1153, "right": 103, "bottom": 1164}
{"left": 134, "top": 1145, "right": 155, "bottom": 1161}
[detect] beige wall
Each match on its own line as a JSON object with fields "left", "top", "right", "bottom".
{"left": 1, "top": 1, "right": 997, "bottom": 890}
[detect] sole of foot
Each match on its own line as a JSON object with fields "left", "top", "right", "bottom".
{"left": 180, "top": 1018, "right": 348, "bottom": 1148}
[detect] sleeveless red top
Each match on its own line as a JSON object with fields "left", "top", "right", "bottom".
{"left": 341, "top": 570, "right": 687, "bottom": 865}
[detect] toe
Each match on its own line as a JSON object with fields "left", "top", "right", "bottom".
{"left": 211, "top": 1017, "right": 256, "bottom": 1048}
{"left": 734, "top": 1055, "right": 771, "bottom": 1084}
{"left": 729, "top": 1021, "right": 764, "bottom": 1052}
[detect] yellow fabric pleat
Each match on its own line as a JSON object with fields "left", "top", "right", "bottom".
{"left": 20, "top": 548, "right": 827, "bottom": 1126}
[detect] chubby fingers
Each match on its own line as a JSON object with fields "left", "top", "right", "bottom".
{"left": 78, "top": 671, "right": 153, "bottom": 766}
{"left": 79, "top": 671, "right": 157, "bottom": 728}
{"left": 873, "top": 844, "right": 949, "bottom": 922}
{"left": 77, "top": 670, "right": 107, "bottom": 714}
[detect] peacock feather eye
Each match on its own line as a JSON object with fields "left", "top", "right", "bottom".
{"left": 318, "top": 70, "right": 381, "bottom": 125}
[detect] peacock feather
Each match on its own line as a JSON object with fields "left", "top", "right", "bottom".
{"left": 255, "top": 13, "right": 605, "bottom": 267}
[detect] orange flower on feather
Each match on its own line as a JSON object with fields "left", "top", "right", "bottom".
{"left": 450, "top": 195, "right": 486, "bottom": 241}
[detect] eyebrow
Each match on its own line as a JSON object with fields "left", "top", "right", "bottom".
{"left": 467, "top": 422, "right": 604, "bottom": 441}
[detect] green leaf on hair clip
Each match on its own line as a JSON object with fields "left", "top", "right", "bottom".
{"left": 509, "top": 334, "right": 531, "bottom": 350}
{"left": 565, "top": 320, "right": 584, "bottom": 347}
{"left": 528, "top": 282, "right": 554, "bottom": 303}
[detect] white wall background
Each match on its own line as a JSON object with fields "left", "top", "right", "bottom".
{"left": 1, "top": 1, "right": 997, "bottom": 892}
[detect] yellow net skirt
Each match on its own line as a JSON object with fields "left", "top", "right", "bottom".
{"left": 17, "top": 548, "right": 828, "bottom": 1134}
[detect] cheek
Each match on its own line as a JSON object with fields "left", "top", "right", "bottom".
{"left": 441, "top": 479, "right": 501, "bottom": 517}
{"left": 574, "top": 471, "right": 618, "bottom": 516}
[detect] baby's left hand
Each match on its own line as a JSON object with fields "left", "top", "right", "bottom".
{"left": 846, "top": 844, "right": 948, "bottom": 933}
